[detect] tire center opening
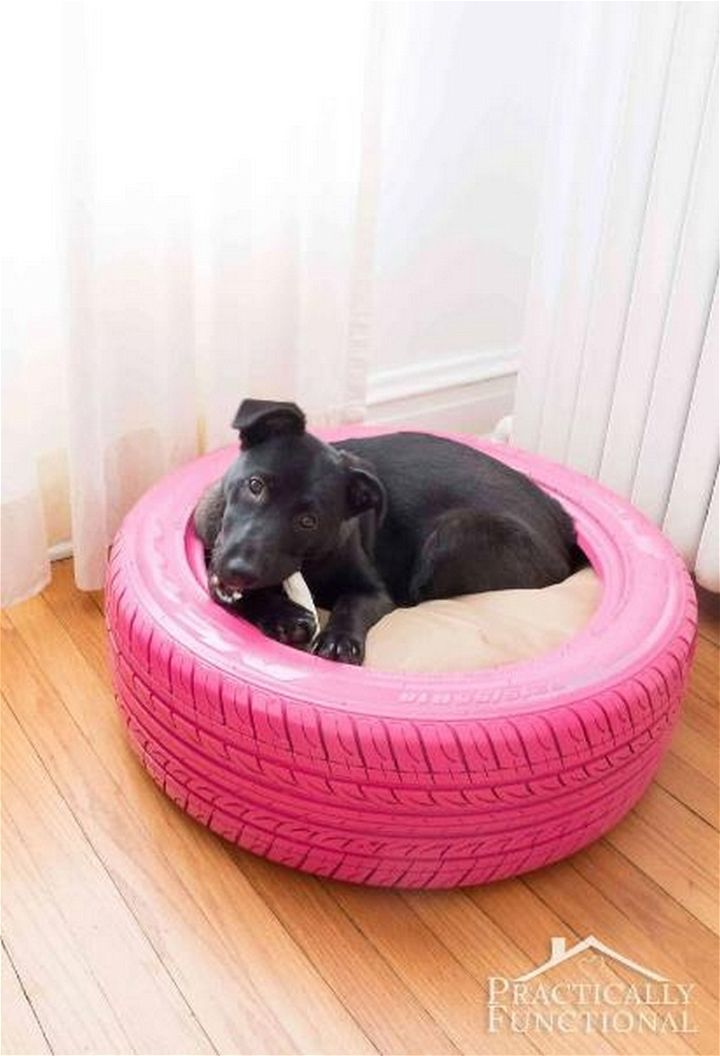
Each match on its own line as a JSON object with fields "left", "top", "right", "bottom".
{"left": 185, "top": 507, "right": 602, "bottom": 675}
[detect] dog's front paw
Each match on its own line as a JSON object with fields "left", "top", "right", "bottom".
{"left": 255, "top": 604, "right": 317, "bottom": 648}
{"left": 312, "top": 630, "right": 364, "bottom": 665}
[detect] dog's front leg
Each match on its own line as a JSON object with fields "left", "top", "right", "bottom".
{"left": 313, "top": 589, "right": 393, "bottom": 665}
{"left": 215, "top": 585, "right": 317, "bottom": 649}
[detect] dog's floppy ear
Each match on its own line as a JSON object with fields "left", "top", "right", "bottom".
{"left": 193, "top": 481, "right": 226, "bottom": 553}
{"left": 339, "top": 451, "right": 386, "bottom": 522}
{"left": 347, "top": 467, "right": 385, "bottom": 519}
{"left": 232, "top": 399, "right": 306, "bottom": 449}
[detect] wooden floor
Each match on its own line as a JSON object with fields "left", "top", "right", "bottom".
{"left": 1, "top": 559, "right": 718, "bottom": 1056}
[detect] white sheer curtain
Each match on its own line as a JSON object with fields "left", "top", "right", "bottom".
{"left": 1, "top": 0, "right": 382, "bottom": 604}
{"left": 512, "top": 1, "right": 719, "bottom": 590}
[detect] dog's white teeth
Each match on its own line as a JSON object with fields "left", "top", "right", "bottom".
{"left": 209, "top": 572, "right": 242, "bottom": 605}
{"left": 211, "top": 581, "right": 243, "bottom": 605}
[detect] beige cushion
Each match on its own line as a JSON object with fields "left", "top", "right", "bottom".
{"left": 361, "top": 567, "right": 601, "bottom": 673}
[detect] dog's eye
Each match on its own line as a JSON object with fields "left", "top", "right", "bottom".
{"left": 296, "top": 512, "right": 318, "bottom": 531}
{"left": 246, "top": 476, "right": 265, "bottom": 496}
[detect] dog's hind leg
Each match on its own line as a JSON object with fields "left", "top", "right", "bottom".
{"left": 408, "top": 508, "right": 573, "bottom": 603}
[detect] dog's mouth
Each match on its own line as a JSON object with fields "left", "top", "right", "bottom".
{"left": 208, "top": 573, "right": 244, "bottom": 605}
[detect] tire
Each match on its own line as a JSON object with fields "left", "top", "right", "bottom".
{"left": 105, "top": 427, "right": 697, "bottom": 889}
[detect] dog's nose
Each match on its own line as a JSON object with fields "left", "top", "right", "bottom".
{"left": 219, "top": 557, "right": 259, "bottom": 590}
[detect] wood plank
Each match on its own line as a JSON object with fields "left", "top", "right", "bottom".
{"left": 605, "top": 792, "right": 718, "bottom": 933}
{"left": 325, "top": 883, "right": 537, "bottom": 1056}
{"left": 666, "top": 701, "right": 718, "bottom": 779}
{"left": 472, "top": 874, "right": 579, "bottom": 969}
{"left": 653, "top": 749, "right": 718, "bottom": 829}
{"left": 469, "top": 879, "right": 687, "bottom": 1056}
{"left": 631, "top": 784, "right": 717, "bottom": 884}
{"left": 1, "top": 944, "right": 51, "bottom": 1056}
{"left": 678, "top": 684, "right": 719, "bottom": 741}
{"left": 41, "top": 564, "right": 113, "bottom": 682}
{"left": 570, "top": 840, "right": 718, "bottom": 998}
{"left": 472, "top": 870, "right": 664, "bottom": 1053}
{"left": 231, "top": 849, "right": 460, "bottom": 1056}
{"left": 524, "top": 858, "right": 719, "bottom": 1053}
{"left": 2, "top": 694, "right": 214, "bottom": 1056}
{"left": 402, "top": 888, "right": 619, "bottom": 1056}
{"left": 3, "top": 599, "right": 375, "bottom": 1056}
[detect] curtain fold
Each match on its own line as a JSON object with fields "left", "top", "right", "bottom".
{"left": 512, "top": 1, "right": 719, "bottom": 590}
{"left": 1, "top": 1, "right": 381, "bottom": 603}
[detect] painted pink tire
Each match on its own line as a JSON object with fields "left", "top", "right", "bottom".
{"left": 106, "top": 427, "right": 697, "bottom": 889}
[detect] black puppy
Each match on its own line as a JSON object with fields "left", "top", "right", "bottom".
{"left": 194, "top": 398, "right": 584, "bottom": 665}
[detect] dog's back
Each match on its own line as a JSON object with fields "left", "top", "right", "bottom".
{"left": 332, "top": 432, "right": 583, "bottom": 604}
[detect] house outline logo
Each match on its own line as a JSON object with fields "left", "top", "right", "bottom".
{"left": 513, "top": 934, "right": 668, "bottom": 984}
{"left": 486, "top": 933, "right": 696, "bottom": 1037}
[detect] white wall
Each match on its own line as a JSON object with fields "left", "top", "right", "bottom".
{"left": 367, "top": 2, "right": 564, "bottom": 430}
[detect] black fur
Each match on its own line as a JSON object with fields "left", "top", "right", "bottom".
{"left": 194, "top": 399, "right": 586, "bottom": 665}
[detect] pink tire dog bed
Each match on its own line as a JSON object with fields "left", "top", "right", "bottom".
{"left": 106, "top": 427, "right": 697, "bottom": 889}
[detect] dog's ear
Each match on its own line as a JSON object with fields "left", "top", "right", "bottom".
{"left": 193, "top": 481, "right": 226, "bottom": 552}
{"left": 232, "top": 399, "right": 306, "bottom": 449}
{"left": 347, "top": 467, "right": 385, "bottom": 519}
{"left": 339, "top": 451, "right": 386, "bottom": 521}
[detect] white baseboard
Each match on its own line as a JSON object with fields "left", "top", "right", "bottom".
{"left": 366, "top": 349, "right": 518, "bottom": 433}
{"left": 49, "top": 540, "right": 73, "bottom": 561}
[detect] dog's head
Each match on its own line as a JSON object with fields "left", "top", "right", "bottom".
{"left": 206, "top": 399, "right": 385, "bottom": 595}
